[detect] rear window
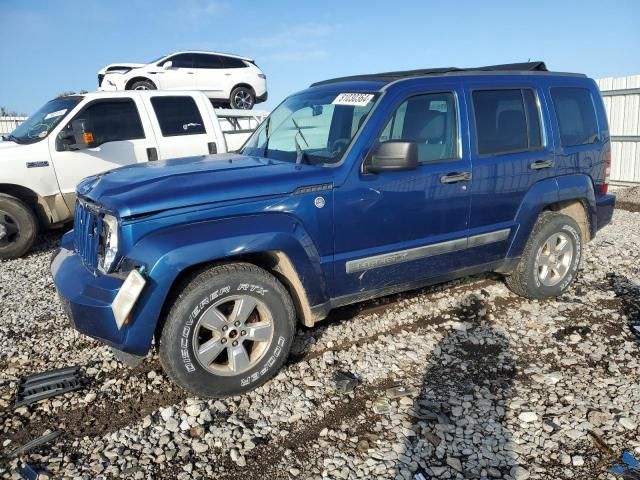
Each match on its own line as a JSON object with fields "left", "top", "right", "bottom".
{"left": 551, "top": 87, "right": 599, "bottom": 147}
{"left": 222, "top": 56, "right": 247, "bottom": 68}
{"left": 472, "top": 89, "right": 542, "bottom": 155}
{"left": 150, "top": 96, "right": 206, "bottom": 137}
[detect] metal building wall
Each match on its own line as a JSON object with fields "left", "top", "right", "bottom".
{"left": 596, "top": 75, "right": 640, "bottom": 185}
{"left": 0, "top": 116, "right": 27, "bottom": 136}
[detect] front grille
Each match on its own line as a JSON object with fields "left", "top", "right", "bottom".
{"left": 98, "top": 73, "right": 104, "bottom": 87}
{"left": 73, "top": 200, "right": 102, "bottom": 270}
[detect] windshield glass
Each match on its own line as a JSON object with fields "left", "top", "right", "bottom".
{"left": 150, "top": 54, "right": 167, "bottom": 64}
{"left": 8, "top": 97, "right": 82, "bottom": 145}
{"left": 242, "top": 90, "right": 379, "bottom": 166}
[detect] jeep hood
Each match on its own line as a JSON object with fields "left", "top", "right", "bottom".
{"left": 78, "top": 154, "right": 333, "bottom": 218}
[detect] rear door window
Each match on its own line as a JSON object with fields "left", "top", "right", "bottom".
{"left": 151, "top": 96, "right": 206, "bottom": 136}
{"left": 74, "top": 99, "right": 145, "bottom": 146}
{"left": 378, "top": 92, "right": 459, "bottom": 163}
{"left": 193, "top": 54, "right": 223, "bottom": 69}
{"left": 550, "top": 87, "right": 599, "bottom": 146}
{"left": 472, "top": 89, "right": 542, "bottom": 155}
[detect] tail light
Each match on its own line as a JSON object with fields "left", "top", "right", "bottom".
{"left": 602, "top": 148, "right": 611, "bottom": 194}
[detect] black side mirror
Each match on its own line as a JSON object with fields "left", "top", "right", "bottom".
{"left": 366, "top": 141, "right": 419, "bottom": 173}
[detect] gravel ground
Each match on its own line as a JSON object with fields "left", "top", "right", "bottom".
{"left": 1, "top": 204, "right": 639, "bottom": 480}
{"left": 613, "top": 185, "right": 640, "bottom": 212}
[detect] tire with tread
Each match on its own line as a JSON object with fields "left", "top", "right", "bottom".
{"left": 505, "top": 211, "right": 582, "bottom": 299}
{"left": 0, "top": 193, "right": 38, "bottom": 260}
{"left": 159, "top": 262, "right": 296, "bottom": 398}
{"left": 129, "top": 79, "right": 156, "bottom": 91}
{"left": 229, "top": 86, "right": 255, "bottom": 110}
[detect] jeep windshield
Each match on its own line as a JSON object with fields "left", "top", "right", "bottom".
{"left": 6, "top": 96, "right": 82, "bottom": 145}
{"left": 242, "top": 90, "right": 379, "bottom": 166}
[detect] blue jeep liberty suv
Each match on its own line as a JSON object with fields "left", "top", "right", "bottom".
{"left": 52, "top": 62, "right": 616, "bottom": 398}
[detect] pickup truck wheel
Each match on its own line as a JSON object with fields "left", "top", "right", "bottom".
{"left": 230, "top": 87, "right": 255, "bottom": 110}
{"left": 0, "top": 194, "right": 38, "bottom": 260}
{"left": 129, "top": 79, "right": 156, "bottom": 90}
{"left": 159, "top": 263, "right": 296, "bottom": 398}
{"left": 505, "top": 212, "right": 582, "bottom": 299}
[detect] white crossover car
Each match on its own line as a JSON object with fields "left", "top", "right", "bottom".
{"left": 98, "top": 51, "right": 267, "bottom": 110}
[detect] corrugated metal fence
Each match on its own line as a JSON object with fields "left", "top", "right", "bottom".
{"left": 596, "top": 75, "right": 640, "bottom": 185}
{"left": 0, "top": 116, "right": 27, "bottom": 136}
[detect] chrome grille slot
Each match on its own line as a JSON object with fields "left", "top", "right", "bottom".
{"left": 73, "top": 200, "right": 102, "bottom": 270}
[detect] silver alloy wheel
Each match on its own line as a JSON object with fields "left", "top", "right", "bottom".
{"left": 233, "top": 89, "right": 253, "bottom": 109}
{"left": 192, "top": 295, "right": 274, "bottom": 376}
{"left": 0, "top": 211, "right": 18, "bottom": 246}
{"left": 133, "top": 85, "right": 149, "bottom": 90}
{"left": 535, "top": 232, "right": 574, "bottom": 287}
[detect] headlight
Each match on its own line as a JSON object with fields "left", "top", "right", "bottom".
{"left": 98, "top": 214, "right": 119, "bottom": 273}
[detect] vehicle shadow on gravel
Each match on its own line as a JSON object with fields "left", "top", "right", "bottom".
{"left": 394, "top": 292, "right": 521, "bottom": 479}
{"left": 607, "top": 273, "right": 640, "bottom": 340}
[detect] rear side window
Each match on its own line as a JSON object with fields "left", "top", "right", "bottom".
{"left": 193, "top": 54, "right": 223, "bottom": 69}
{"left": 75, "top": 100, "right": 144, "bottom": 146}
{"left": 151, "top": 96, "right": 206, "bottom": 137}
{"left": 551, "top": 87, "right": 599, "bottom": 146}
{"left": 378, "top": 92, "right": 458, "bottom": 163}
{"left": 222, "top": 56, "right": 247, "bottom": 68}
{"left": 472, "top": 89, "right": 542, "bottom": 155}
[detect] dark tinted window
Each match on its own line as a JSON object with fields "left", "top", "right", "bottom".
{"left": 378, "top": 92, "right": 458, "bottom": 163}
{"left": 222, "top": 56, "right": 247, "bottom": 68}
{"left": 193, "top": 54, "right": 223, "bottom": 69}
{"left": 151, "top": 96, "right": 206, "bottom": 136}
{"left": 167, "top": 53, "right": 193, "bottom": 68}
{"left": 473, "top": 89, "right": 542, "bottom": 155}
{"left": 76, "top": 100, "right": 144, "bottom": 145}
{"left": 551, "top": 87, "right": 599, "bottom": 146}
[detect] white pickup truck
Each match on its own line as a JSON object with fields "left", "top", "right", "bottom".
{"left": 0, "top": 91, "right": 267, "bottom": 259}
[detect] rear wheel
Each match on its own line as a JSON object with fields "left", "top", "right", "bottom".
{"left": 159, "top": 263, "right": 296, "bottom": 398}
{"left": 229, "top": 86, "right": 255, "bottom": 110}
{"left": 0, "top": 194, "right": 38, "bottom": 260}
{"left": 505, "top": 212, "right": 582, "bottom": 299}
{"left": 129, "top": 79, "right": 156, "bottom": 91}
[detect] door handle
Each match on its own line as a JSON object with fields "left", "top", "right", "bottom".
{"left": 440, "top": 171, "right": 472, "bottom": 184}
{"left": 224, "top": 73, "right": 231, "bottom": 76}
{"left": 147, "top": 147, "right": 158, "bottom": 161}
{"left": 208, "top": 142, "right": 217, "bottom": 154}
{"left": 530, "top": 159, "right": 554, "bottom": 170}
{"left": 186, "top": 71, "right": 194, "bottom": 74}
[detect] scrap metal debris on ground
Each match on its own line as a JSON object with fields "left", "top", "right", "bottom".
{"left": 14, "top": 366, "right": 86, "bottom": 407}
{"left": 9, "top": 431, "right": 61, "bottom": 457}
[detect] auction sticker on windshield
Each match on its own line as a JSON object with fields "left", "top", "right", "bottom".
{"left": 44, "top": 109, "right": 68, "bottom": 120}
{"left": 332, "top": 93, "right": 374, "bottom": 106}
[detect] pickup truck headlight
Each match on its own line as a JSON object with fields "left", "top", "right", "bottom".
{"left": 98, "top": 214, "right": 119, "bottom": 273}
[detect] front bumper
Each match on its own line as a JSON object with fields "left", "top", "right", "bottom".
{"left": 52, "top": 242, "right": 127, "bottom": 348}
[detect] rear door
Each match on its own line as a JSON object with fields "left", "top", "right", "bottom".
{"left": 156, "top": 53, "right": 196, "bottom": 90}
{"left": 465, "top": 82, "right": 555, "bottom": 263}
{"left": 49, "top": 96, "right": 156, "bottom": 208}
{"left": 332, "top": 85, "right": 473, "bottom": 298}
{"left": 144, "top": 94, "right": 219, "bottom": 159}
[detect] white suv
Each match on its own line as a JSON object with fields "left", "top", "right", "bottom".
{"left": 98, "top": 51, "right": 267, "bottom": 110}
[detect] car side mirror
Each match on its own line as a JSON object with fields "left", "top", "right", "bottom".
{"left": 162, "top": 60, "right": 173, "bottom": 69}
{"left": 365, "top": 141, "right": 419, "bottom": 174}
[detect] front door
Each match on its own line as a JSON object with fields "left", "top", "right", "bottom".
{"left": 192, "top": 53, "right": 228, "bottom": 99}
{"left": 156, "top": 53, "right": 197, "bottom": 90}
{"left": 333, "top": 88, "right": 473, "bottom": 299}
{"left": 49, "top": 97, "right": 155, "bottom": 209}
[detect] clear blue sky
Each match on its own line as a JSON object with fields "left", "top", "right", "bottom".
{"left": 1, "top": 0, "right": 639, "bottom": 115}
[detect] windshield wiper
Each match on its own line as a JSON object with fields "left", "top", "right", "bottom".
{"left": 4, "top": 134, "right": 23, "bottom": 144}
{"left": 294, "top": 134, "right": 310, "bottom": 165}
{"left": 261, "top": 116, "right": 271, "bottom": 158}
{"left": 291, "top": 118, "right": 309, "bottom": 147}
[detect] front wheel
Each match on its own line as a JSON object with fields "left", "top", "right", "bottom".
{"left": 505, "top": 212, "right": 582, "bottom": 299}
{"left": 159, "top": 263, "right": 296, "bottom": 398}
{"left": 229, "top": 86, "right": 255, "bottom": 110}
{"left": 0, "top": 194, "right": 38, "bottom": 260}
{"left": 129, "top": 79, "right": 156, "bottom": 91}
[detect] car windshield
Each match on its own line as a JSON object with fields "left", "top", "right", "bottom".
{"left": 150, "top": 54, "right": 167, "bottom": 64}
{"left": 7, "top": 97, "right": 82, "bottom": 145}
{"left": 242, "top": 90, "right": 379, "bottom": 166}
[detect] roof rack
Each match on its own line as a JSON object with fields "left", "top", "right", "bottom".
{"left": 310, "top": 61, "right": 548, "bottom": 87}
